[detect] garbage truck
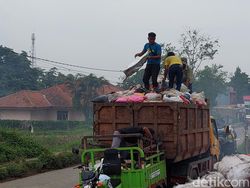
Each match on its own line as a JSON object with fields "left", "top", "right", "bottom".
{"left": 74, "top": 102, "right": 220, "bottom": 188}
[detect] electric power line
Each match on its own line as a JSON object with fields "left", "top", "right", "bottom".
{"left": 38, "top": 60, "right": 93, "bottom": 75}
{"left": 25, "top": 55, "right": 123, "bottom": 73}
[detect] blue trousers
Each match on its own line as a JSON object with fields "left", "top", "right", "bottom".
{"left": 169, "top": 64, "right": 183, "bottom": 91}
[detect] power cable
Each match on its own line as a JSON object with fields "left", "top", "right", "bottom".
{"left": 25, "top": 55, "right": 123, "bottom": 73}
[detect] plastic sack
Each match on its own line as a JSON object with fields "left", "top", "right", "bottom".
{"left": 145, "top": 93, "right": 162, "bottom": 101}
{"left": 115, "top": 97, "right": 128, "bottom": 103}
{"left": 107, "top": 93, "right": 120, "bottom": 102}
{"left": 191, "top": 92, "right": 207, "bottom": 106}
{"left": 179, "top": 95, "right": 191, "bottom": 104}
{"left": 180, "top": 83, "right": 190, "bottom": 93}
{"left": 123, "top": 52, "right": 149, "bottom": 79}
{"left": 91, "top": 95, "right": 109, "bottom": 103}
{"left": 163, "top": 95, "right": 183, "bottom": 102}
{"left": 162, "top": 89, "right": 183, "bottom": 97}
{"left": 115, "top": 95, "right": 145, "bottom": 103}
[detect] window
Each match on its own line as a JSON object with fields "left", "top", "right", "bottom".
{"left": 57, "top": 111, "right": 68, "bottom": 120}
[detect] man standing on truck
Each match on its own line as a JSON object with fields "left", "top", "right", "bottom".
{"left": 163, "top": 52, "right": 183, "bottom": 91}
{"left": 135, "top": 32, "right": 162, "bottom": 91}
{"left": 181, "top": 57, "right": 194, "bottom": 93}
{"left": 111, "top": 127, "right": 154, "bottom": 148}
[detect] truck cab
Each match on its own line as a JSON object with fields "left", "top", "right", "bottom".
{"left": 210, "top": 117, "right": 220, "bottom": 161}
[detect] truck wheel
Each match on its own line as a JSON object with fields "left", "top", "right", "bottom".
{"left": 190, "top": 168, "right": 199, "bottom": 180}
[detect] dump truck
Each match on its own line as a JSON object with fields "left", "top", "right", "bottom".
{"left": 74, "top": 102, "right": 220, "bottom": 188}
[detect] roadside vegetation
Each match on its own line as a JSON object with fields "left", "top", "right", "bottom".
{"left": 0, "top": 123, "right": 92, "bottom": 181}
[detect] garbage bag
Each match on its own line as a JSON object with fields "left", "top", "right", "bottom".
{"left": 92, "top": 95, "right": 109, "bottom": 103}
{"left": 215, "top": 155, "right": 250, "bottom": 188}
{"left": 123, "top": 52, "right": 149, "bottom": 80}
{"left": 145, "top": 93, "right": 162, "bottom": 101}
{"left": 191, "top": 92, "right": 207, "bottom": 106}
{"left": 163, "top": 95, "right": 183, "bottom": 102}
{"left": 115, "top": 95, "right": 145, "bottom": 103}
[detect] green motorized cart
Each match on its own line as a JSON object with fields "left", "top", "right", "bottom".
{"left": 74, "top": 134, "right": 167, "bottom": 188}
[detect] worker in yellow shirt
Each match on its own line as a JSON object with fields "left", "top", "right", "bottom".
{"left": 163, "top": 52, "right": 183, "bottom": 91}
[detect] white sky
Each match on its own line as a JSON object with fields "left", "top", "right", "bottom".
{"left": 1, "top": 0, "right": 250, "bottom": 83}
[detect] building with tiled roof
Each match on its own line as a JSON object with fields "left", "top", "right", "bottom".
{"left": 0, "top": 84, "right": 82, "bottom": 121}
{"left": 0, "top": 83, "right": 122, "bottom": 121}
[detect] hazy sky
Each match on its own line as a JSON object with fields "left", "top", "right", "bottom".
{"left": 1, "top": 0, "right": 250, "bottom": 83}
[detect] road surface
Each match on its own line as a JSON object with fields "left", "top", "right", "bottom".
{"left": 0, "top": 166, "right": 79, "bottom": 188}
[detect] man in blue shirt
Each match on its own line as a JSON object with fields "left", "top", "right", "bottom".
{"left": 135, "top": 32, "right": 162, "bottom": 91}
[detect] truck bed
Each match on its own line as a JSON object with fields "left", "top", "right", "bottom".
{"left": 93, "top": 102, "right": 210, "bottom": 163}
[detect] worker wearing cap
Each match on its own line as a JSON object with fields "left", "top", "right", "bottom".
{"left": 181, "top": 57, "right": 194, "bottom": 93}
{"left": 163, "top": 52, "right": 183, "bottom": 91}
{"left": 135, "top": 32, "right": 162, "bottom": 91}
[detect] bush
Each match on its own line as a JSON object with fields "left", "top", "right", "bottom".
{"left": 0, "top": 120, "right": 85, "bottom": 131}
{"left": 38, "top": 151, "right": 81, "bottom": 169}
{"left": 0, "top": 130, "right": 48, "bottom": 163}
{"left": 6, "top": 163, "right": 28, "bottom": 177}
{"left": 24, "top": 160, "right": 43, "bottom": 173}
{"left": 0, "top": 152, "right": 81, "bottom": 181}
{"left": 0, "top": 167, "right": 8, "bottom": 180}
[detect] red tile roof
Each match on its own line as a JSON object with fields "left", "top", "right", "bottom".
{"left": 0, "top": 90, "right": 51, "bottom": 108}
{"left": 0, "top": 84, "right": 72, "bottom": 109}
{"left": 0, "top": 83, "right": 122, "bottom": 109}
{"left": 40, "top": 84, "right": 72, "bottom": 108}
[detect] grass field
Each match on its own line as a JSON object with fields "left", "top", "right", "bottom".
{"left": 24, "top": 126, "right": 93, "bottom": 153}
{"left": 1, "top": 124, "right": 93, "bottom": 153}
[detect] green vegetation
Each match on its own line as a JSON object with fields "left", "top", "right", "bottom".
{"left": 0, "top": 129, "right": 47, "bottom": 163}
{"left": 0, "top": 125, "right": 91, "bottom": 181}
{"left": 0, "top": 152, "right": 81, "bottom": 180}
{"left": 0, "top": 120, "right": 92, "bottom": 153}
{"left": 28, "top": 126, "right": 92, "bottom": 152}
{"left": 194, "top": 64, "right": 228, "bottom": 106}
{"left": 0, "top": 120, "right": 85, "bottom": 131}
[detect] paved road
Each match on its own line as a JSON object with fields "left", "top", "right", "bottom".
{"left": 0, "top": 166, "right": 79, "bottom": 188}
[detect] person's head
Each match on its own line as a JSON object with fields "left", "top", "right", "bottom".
{"left": 181, "top": 57, "right": 188, "bottom": 69}
{"left": 181, "top": 57, "right": 188, "bottom": 64}
{"left": 167, "top": 52, "right": 175, "bottom": 57}
{"left": 148, "top": 32, "right": 156, "bottom": 44}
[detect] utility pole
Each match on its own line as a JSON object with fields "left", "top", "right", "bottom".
{"left": 31, "top": 33, "right": 36, "bottom": 67}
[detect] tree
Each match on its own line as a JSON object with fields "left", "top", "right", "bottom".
{"left": 40, "top": 67, "right": 68, "bottom": 88}
{"left": 66, "top": 74, "right": 109, "bottom": 121}
{"left": 162, "top": 29, "right": 219, "bottom": 76}
{"left": 0, "top": 46, "right": 43, "bottom": 96}
{"left": 194, "top": 64, "right": 228, "bottom": 106}
{"left": 229, "top": 67, "right": 250, "bottom": 103}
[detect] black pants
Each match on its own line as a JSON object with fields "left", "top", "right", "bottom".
{"left": 169, "top": 64, "right": 183, "bottom": 91}
{"left": 143, "top": 64, "right": 160, "bottom": 90}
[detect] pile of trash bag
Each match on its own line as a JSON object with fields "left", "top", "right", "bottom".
{"left": 92, "top": 84, "right": 207, "bottom": 106}
{"left": 174, "top": 154, "right": 250, "bottom": 188}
